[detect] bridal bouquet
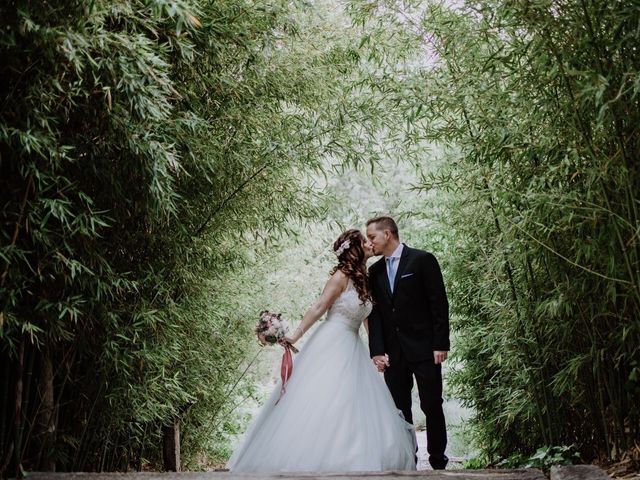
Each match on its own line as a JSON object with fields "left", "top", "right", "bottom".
{"left": 255, "top": 310, "right": 298, "bottom": 404}
{"left": 255, "top": 310, "right": 298, "bottom": 352}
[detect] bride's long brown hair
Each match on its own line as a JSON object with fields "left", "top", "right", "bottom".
{"left": 330, "top": 229, "right": 371, "bottom": 304}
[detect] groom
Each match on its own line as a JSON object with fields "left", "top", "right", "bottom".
{"left": 366, "top": 216, "right": 449, "bottom": 470}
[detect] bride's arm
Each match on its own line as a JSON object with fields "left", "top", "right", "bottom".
{"left": 363, "top": 318, "right": 369, "bottom": 335}
{"left": 285, "top": 270, "right": 348, "bottom": 344}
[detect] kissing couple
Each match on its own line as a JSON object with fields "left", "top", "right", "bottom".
{"left": 228, "top": 216, "right": 450, "bottom": 473}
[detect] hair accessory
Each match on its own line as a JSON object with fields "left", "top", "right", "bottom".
{"left": 335, "top": 239, "right": 351, "bottom": 256}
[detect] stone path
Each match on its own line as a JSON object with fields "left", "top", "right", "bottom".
{"left": 27, "top": 468, "right": 545, "bottom": 479}
{"left": 25, "top": 464, "right": 614, "bottom": 480}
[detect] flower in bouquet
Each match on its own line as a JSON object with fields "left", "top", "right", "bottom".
{"left": 255, "top": 310, "right": 288, "bottom": 346}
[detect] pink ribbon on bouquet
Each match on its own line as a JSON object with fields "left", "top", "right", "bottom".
{"left": 275, "top": 343, "right": 295, "bottom": 405}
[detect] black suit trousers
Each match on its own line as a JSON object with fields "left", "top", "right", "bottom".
{"left": 384, "top": 351, "right": 448, "bottom": 469}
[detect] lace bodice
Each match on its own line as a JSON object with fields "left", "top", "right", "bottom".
{"left": 325, "top": 279, "right": 372, "bottom": 331}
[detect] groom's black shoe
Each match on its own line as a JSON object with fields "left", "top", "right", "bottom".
{"left": 429, "top": 454, "right": 449, "bottom": 470}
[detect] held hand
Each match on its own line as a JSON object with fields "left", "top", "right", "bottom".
{"left": 279, "top": 337, "right": 299, "bottom": 353}
{"left": 373, "top": 354, "right": 390, "bottom": 372}
{"left": 284, "top": 326, "right": 304, "bottom": 346}
{"left": 434, "top": 350, "right": 448, "bottom": 364}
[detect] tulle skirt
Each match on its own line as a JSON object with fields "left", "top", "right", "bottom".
{"left": 226, "top": 318, "right": 417, "bottom": 473}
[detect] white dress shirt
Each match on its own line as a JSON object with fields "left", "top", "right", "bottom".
{"left": 385, "top": 243, "right": 404, "bottom": 292}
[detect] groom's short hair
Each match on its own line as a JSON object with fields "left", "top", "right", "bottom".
{"left": 366, "top": 216, "right": 399, "bottom": 239}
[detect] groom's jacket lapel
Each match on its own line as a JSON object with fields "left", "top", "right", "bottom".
{"left": 376, "top": 244, "right": 412, "bottom": 302}
{"left": 377, "top": 258, "right": 392, "bottom": 300}
{"left": 392, "top": 245, "right": 411, "bottom": 296}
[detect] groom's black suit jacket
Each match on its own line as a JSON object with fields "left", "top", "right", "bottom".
{"left": 368, "top": 244, "right": 450, "bottom": 363}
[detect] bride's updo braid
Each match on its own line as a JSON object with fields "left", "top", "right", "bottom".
{"left": 330, "top": 229, "right": 371, "bottom": 304}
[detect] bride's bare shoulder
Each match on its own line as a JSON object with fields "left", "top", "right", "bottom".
{"left": 327, "top": 269, "right": 348, "bottom": 290}
{"left": 332, "top": 269, "right": 347, "bottom": 279}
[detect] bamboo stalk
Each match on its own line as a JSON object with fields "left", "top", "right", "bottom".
{"left": 36, "top": 348, "right": 55, "bottom": 471}
{"left": 0, "top": 175, "right": 33, "bottom": 289}
{"left": 202, "top": 348, "right": 262, "bottom": 439}
{"left": 12, "top": 338, "right": 25, "bottom": 477}
{"left": 136, "top": 422, "right": 148, "bottom": 472}
{"left": 594, "top": 353, "right": 613, "bottom": 457}
{"left": 0, "top": 355, "right": 9, "bottom": 461}
{"left": 72, "top": 383, "right": 103, "bottom": 471}
{"left": 18, "top": 344, "right": 36, "bottom": 467}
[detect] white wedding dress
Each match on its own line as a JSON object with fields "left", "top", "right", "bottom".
{"left": 227, "top": 279, "right": 417, "bottom": 473}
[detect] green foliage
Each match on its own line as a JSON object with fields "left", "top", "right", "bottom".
{"left": 351, "top": 0, "right": 640, "bottom": 464}
{"left": 463, "top": 456, "right": 488, "bottom": 470}
{"left": 0, "top": 0, "right": 376, "bottom": 473}
{"left": 498, "top": 445, "right": 581, "bottom": 472}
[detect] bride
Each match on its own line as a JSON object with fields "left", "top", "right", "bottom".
{"left": 227, "top": 229, "right": 417, "bottom": 473}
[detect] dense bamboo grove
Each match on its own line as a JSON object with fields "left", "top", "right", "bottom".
{"left": 0, "top": 0, "right": 378, "bottom": 474}
{"left": 352, "top": 0, "right": 639, "bottom": 463}
{"left": 2, "top": 0, "right": 638, "bottom": 474}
